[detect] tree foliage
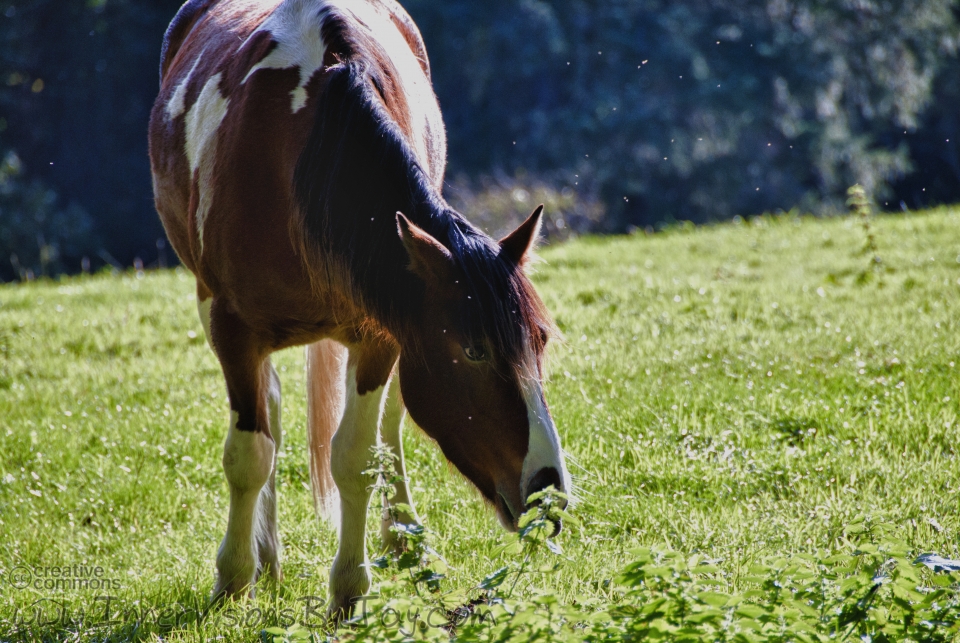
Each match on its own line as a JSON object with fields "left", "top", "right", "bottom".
{"left": 0, "top": 0, "right": 957, "bottom": 277}
{"left": 406, "top": 0, "right": 960, "bottom": 228}
{"left": 0, "top": 150, "right": 94, "bottom": 280}
{"left": 0, "top": 0, "right": 180, "bottom": 279}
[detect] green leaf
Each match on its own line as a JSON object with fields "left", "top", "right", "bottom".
{"left": 735, "top": 604, "right": 768, "bottom": 619}
{"left": 519, "top": 520, "right": 550, "bottom": 541}
{"left": 525, "top": 487, "right": 568, "bottom": 505}
{"left": 697, "top": 591, "right": 731, "bottom": 608}
{"left": 480, "top": 566, "right": 511, "bottom": 590}
{"left": 822, "top": 555, "right": 854, "bottom": 565}
{"left": 397, "top": 551, "right": 421, "bottom": 570}
{"left": 644, "top": 566, "right": 675, "bottom": 579}
{"left": 686, "top": 607, "right": 723, "bottom": 624}
{"left": 494, "top": 538, "right": 523, "bottom": 557}
{"left": 554, "top": 508, "right": 582, "bottom": 527}
{"left": 627, "top": 547, "right": 654, "bottom": 563}
{"left": 367, "top": 555, "right": 390, "bottom": 570}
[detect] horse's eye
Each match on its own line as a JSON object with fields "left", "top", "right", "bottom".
{"left": 463, "top": 345, "right": 487, "bottom": 362}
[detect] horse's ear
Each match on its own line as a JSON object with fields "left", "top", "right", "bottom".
{"left": 397, "top": 212, "right": 456, "bottom": 288}
{"left": 499, "top": 205, "right": 544, "bottom": 266}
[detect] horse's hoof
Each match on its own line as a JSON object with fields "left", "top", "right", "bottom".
{"left": 326, "top": 595, "right": 365, "bottom": 625}
{"left": 256, "top": 562, "right": 284, "bottom": 584}
{"left": 210, "top": 581, "right": 254, "bottom": 606}
{"left": 328, "top": 556, "right": 372, "bottom": 624}
{"left": 326, "top": 604, "right": 348, "bottom": 625}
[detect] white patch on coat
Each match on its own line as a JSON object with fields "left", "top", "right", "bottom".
{"left": 214, "top": 414, "right": 277, "bottom": 597}
{"left": 327, "top": 359, "right": 389, "bottom": 613}
{"left": 184, "top": 72, "right": 229, "bottom": 248}
{"left": 222, "top": 413, "right": 277, "bottom": 498}
{"left": 165, "top": 49, "right": 206, "bottom": 120}
{"left": 241, "top": 0, "right": 328, "bottom": 112}
{"left": 379, "top": 372, "right": 419, "bottom": 547}
{"left": 237, "top": 0, "right": 445, "bottom": 180}
{"left": 519, "top": 370, "right": 571, "bottom": 502}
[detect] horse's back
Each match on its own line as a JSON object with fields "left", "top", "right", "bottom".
{"left": 159, "top": 0, "right": 219, "bottom": 80}
{"left": 150, "top": 0, "right": 288, "bottom": 278}
{"left": 149, "top": 0, "right": 444, "bottom": 344}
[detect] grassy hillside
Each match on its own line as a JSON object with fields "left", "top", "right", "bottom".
{"left": 2, "top": 207, "right": 960, "bottom": 640}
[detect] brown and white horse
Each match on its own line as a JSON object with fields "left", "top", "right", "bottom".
{"left": 149, "top": 0, "right": 569, "bottom": 616}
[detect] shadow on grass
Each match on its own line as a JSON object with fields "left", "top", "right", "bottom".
{"left": 770, "top": 417, "right": 822, "bottom": 446}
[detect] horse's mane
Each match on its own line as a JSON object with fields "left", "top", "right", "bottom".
{"left": 293, "top": 37, "right": 551, "bottom": 368}
{"left": 160, "top": 0, "right": 217, "bottom": 81}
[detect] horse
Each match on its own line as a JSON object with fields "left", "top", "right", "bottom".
{"left": 149, "top": 0, "right": 570, "bottom": 616}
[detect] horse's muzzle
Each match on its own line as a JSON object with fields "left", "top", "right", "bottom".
{"left": 525, "top": 466, "right": 567, "bottom": 536}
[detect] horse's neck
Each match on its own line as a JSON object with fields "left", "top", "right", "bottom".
{"left": 338, "top": 187, "right": 449, "bottom": 338}
{"left": 293, "top": 60, "right": 453, "bottom": 339}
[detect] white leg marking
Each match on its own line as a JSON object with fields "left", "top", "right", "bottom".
{"left": 519, "top": 374, "right": 571, "bottom": 502}
{"left": 379, "top": 372, "right": 419, "bottom": 549}
{"left": 165, "top": 48, "right": 206, "bottom": 120}
{"left": 328, "top": 361, "right": 388, "bottom": 615}
{"left": 214, "top": 415, "right": 276, "bottom": 599}
{"left": 241, "top": 0, "right": 329, "bottom": 113}
{"left": 184, "top": 72, "right": 229, "bottom": 248}
{"left": 257, "top": 365, "right": 283, "bottom": 580}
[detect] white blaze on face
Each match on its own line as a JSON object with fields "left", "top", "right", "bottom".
{"left": 241, "top": 0, "right": 329, "bottom": 113}
{"left": 519, "top": 358, "right": 571, "bottom": 504}
{"left": 184, "top": 72, "right": 229, "bottom": 248}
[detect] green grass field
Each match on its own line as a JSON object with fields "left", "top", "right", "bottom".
{"left": 2, "top": 207, "right": 960, "bottom": 641}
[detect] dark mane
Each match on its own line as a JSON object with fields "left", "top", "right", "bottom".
{"left": 160, "top": 0, "right": 216, "bottom": 81}
{"left": 293, "top": 55, "right": 551, "bottom": 368}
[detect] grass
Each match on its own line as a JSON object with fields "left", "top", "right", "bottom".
{"left": 2, "top": 206, "right": 960, "bottom": 640}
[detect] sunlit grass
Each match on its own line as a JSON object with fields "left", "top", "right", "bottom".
{"left": 2, "top": 207, "right": 959, "bottom": 640}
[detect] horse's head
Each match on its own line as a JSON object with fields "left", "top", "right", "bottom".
{"left": 395, "top": 206, "right": 570, "bottom": 531}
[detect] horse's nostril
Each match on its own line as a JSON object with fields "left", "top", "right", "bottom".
{"left": 526, "top": 467, "right": 563, "bottom": 505}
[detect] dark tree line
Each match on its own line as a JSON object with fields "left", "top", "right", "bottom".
{"left": 1, "top": 0, "right": 958, "bottom": 280}
{"left": 406, "top": 0, "right": 960, "bottom": 228}
{"left": 1, "top": 0, "right": 183, "bottom": 280}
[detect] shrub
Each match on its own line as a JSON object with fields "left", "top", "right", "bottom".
{"left": 293, "top": 463, "right": 960, "bottom": 643}
{"left": 0, "top": 150, "right": 97, "bottom": 281}
{"left": 445, "top": 173, "right": 605, "bottom": 242}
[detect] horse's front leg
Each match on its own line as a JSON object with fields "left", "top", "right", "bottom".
{"left": 380, "top": 373, "right": 420, "bottom": 552}
{"left": 327, "top": 344, "right": 397, "bottom": 619}
{"left": 202, "top": 297, "right": 281, "bottom": 601}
